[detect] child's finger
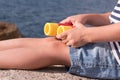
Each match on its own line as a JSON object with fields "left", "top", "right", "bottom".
{"left": 56, "top": 32, "right": 67, "bottom": 40}
{"left": 66, "top": 40, "right": 73, "bottom": 46}
{"left": 62, "top": 36, "right": 70, "bottom": 44}
{"left": 62, "top": 39, "right": 68, "bottom": 44}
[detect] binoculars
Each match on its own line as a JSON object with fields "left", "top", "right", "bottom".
{"left": 44, "top": 23, "right": 73, "bottom": 36}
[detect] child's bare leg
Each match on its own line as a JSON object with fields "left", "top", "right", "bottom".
{"left": 0, "top": 38, "right": 39, "bottom": 50}
{"left": 0, "top": 37, "right": 71, "bottom": 69}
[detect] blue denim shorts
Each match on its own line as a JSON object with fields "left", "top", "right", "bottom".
{"left": 68, "top": 42, "right": 120, "bottom": 79}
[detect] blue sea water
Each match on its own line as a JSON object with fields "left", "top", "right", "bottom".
{"left": 0, "top": 0, "right": 117, "bottom": 38}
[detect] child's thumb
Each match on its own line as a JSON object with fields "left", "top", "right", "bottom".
{"left": 56, "top": 33, "right": 67, "bottom": 40}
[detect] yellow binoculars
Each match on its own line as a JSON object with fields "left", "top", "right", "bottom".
{"left": 44, "top": 23, "right": 73, "bottom": 36}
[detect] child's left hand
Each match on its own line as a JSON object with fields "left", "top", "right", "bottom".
{"left": 56, "top": 23, "right": 89, "bottom": 48}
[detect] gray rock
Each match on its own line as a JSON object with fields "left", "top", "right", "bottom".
{"left": 0, "top": 65, "right": 97, "bottom": 80}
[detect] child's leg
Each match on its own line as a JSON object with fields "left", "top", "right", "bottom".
{"left": 0, "top": 37, "right": 71, "bottom": 69}
{"left": 0, "top": 38, "right": 26, "bottom": 50}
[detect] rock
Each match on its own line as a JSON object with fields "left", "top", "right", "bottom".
{"left": 0, "top": 66, "right": 97, "bottom": 80}
{"left": 0, "top": 22, "right": 21, "bottom": 40}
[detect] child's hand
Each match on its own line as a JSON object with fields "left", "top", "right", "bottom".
{"left": 56, "top": 23, "right": 88, "bottom": 48}
{"left": 59, "top": 14, "right": 89, "bottom": 27}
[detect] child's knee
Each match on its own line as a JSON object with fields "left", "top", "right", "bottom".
{"left": 44, "top": 38, "right": 70, "bottom": 65}
{"left": 45, "top": 37, "right": 64, "bottom": 49}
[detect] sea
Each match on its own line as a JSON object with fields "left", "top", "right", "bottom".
{"left": 0, "top": 0, "right": 117, "bottom": 38}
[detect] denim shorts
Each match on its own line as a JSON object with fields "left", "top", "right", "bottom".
{"left": 68, "top": 42, "right": 120, "bottom": 79}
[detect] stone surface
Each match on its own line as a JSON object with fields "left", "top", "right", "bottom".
{"left": 0, "top": 66, "right": 97, "bottom": 80}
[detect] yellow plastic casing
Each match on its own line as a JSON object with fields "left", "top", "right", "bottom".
{"left": 44, "top": 23, "right": 59, "bottom": 36}
{"left": 57, "top": 25, "right": 72, "bottom": 35}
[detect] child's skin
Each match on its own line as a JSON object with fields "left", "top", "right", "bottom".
{"left": 0, "top": 12, "right": 120, "bottom": 69}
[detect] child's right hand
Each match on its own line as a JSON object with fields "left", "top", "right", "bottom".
{"left": 56, "top": 23, "right": 89, "bottom": 48}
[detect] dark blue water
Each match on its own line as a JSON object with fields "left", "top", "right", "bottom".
{"left": 0, "top": 0, "right": 117, "bottom": 38}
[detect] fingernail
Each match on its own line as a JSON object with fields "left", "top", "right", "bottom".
{"left": 56, "top": 35, "right": 61, "bottom": 39}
